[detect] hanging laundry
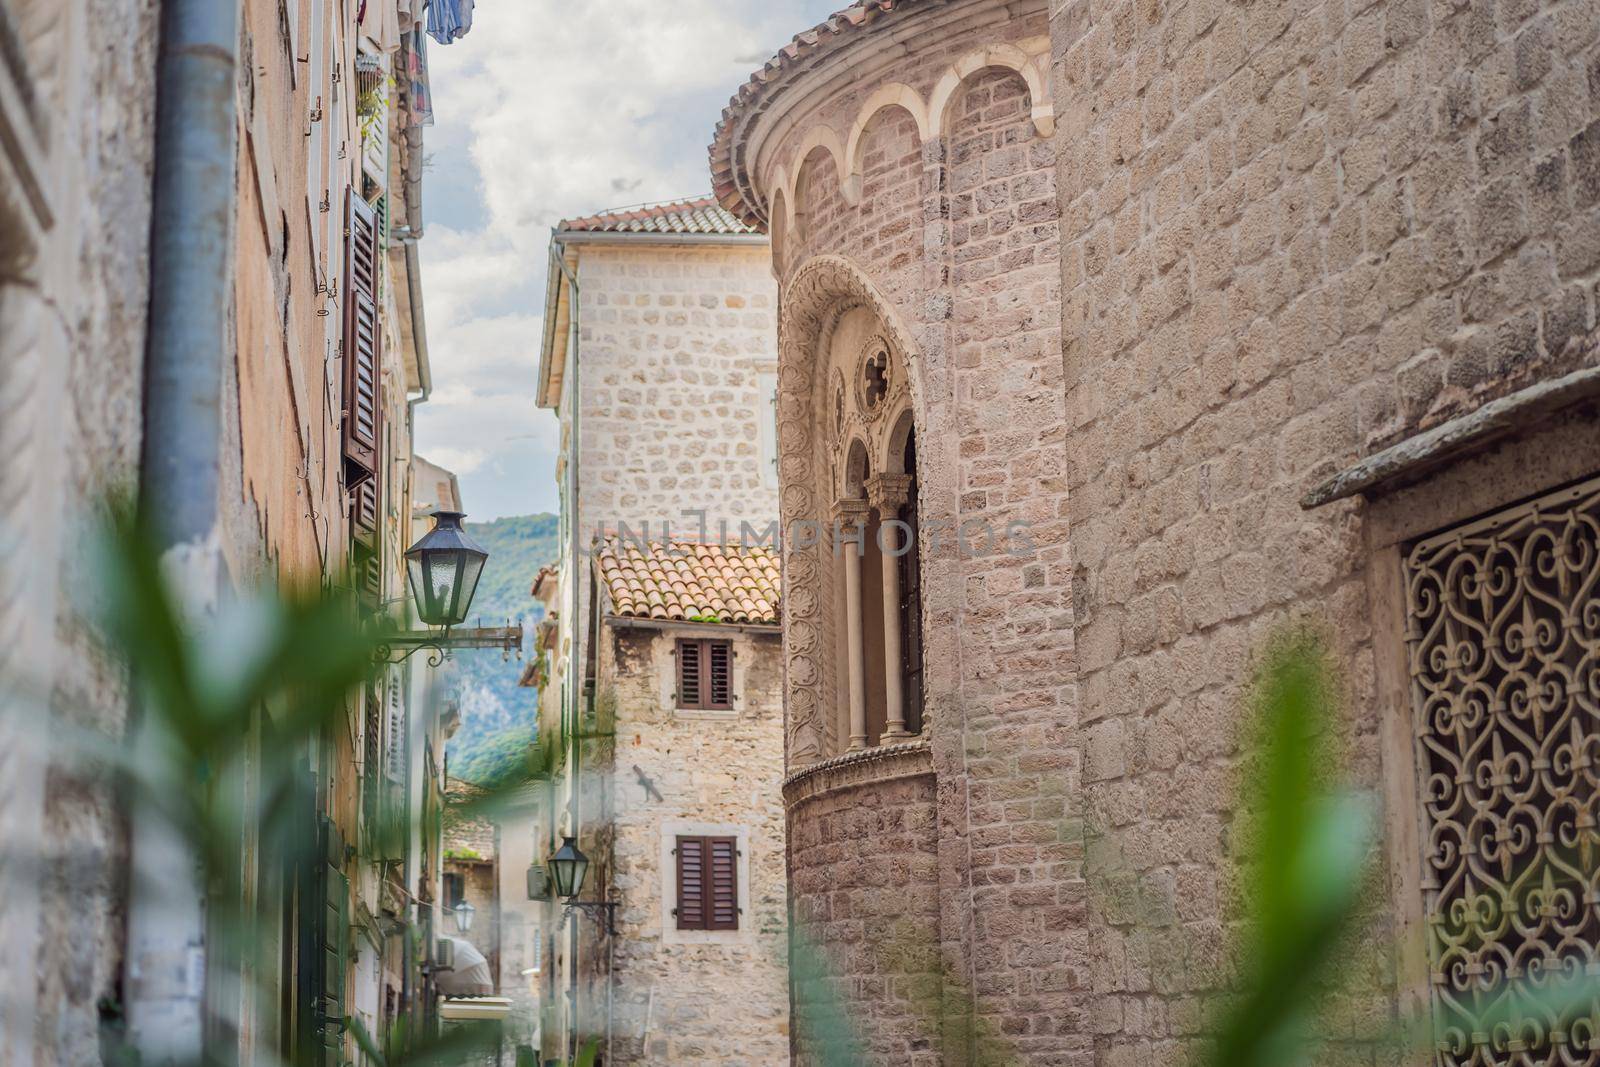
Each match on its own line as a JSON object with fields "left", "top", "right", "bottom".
{"left": 407, "top": 26, "right": 434, "bottom": 126}
{"left": 425, "top": 0, "right": 475, "bottom": 44}
{"left": 360, "top": 0, "right": 403, "bottom": 54}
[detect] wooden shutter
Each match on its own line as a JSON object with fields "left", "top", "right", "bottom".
{"left": 342, "top": 190, "right": 382, "bottom": 486}
{"left": 707, "top": 837, "right": 739, "bottom": 930}
{"left": 675, "top": 836, "right": 707, "bottom": 930}
{"left": 349, "top": 476, "right": 381, "bottom": 609}
{"left": 385, "top": 676, "right": 406, "bottom": 783}
{"left": 316, "top": 817, "right": 349, "bottom": 1064}
{"left": 707, "top": 642, "right": 732, "bottom": 709}
{"left": 675, "top": 639, "right": 733, "bottom": 710}
{"left": 675, "top": 640, "right": 702, "bottom": 708}
{"left": 674, "top": 835, "right": 739, "bottom": 931}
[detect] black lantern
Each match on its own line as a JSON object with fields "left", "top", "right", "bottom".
{"left": 404, "top": 510, "right": 489, "bottom": 627}
{"left": 548, "top": 836, "right": 589, "bottom": 899}
{"left": 451, "top": 899, "right": 476, "bottom": 934}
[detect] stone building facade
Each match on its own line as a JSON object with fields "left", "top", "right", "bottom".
{"left": 532, "top": 199, "right": 790, "bottom": 1063}
{"left": 0, "top": 4, "right": 161, "bottom": 1061}
{"left": 444, "top": 777, "right": 502, "bottom": 977}
{"left": 709, "top": 0, "right": 1600, "bottom": 1062}
{"left": 0, "top": 2, "right": 469, "bottom": 1064}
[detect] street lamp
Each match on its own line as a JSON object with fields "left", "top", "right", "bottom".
{"left": 378, "top": 510, "right": 520, "bottom": 664}
{"left": 548, "top": 836, "right": 616, "bottom": 937}
{"left": 451, "top": 899, "right": 476, "bottom": 934}
{"left": 405, "top": 510, "right": 488, "bottom": 626}
{"left": 548, "top": 836, "right": 589, "bottom": 898}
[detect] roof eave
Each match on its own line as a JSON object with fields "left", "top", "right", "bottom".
{"left": 550, "top": 230, "right": 769, "bottom": 247}
{"left": 536, "top": 238, "right": 573, "bottom": 410}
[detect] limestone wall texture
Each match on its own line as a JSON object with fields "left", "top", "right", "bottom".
{"left": 1050, "top": 0, "right": 1600, "bottom": 1053}
{"left": 574, "top": 244, "right": 779, "bottom": 546}
{"left": 0, "top": 3, "right": 160, "bottom": 1063}
{"left": 598, "top": 624, "right": 790, "bottom": 1065}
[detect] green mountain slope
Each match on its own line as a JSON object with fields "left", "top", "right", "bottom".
{"left": 444, "top": 513, "right": 560, "bottom": 785}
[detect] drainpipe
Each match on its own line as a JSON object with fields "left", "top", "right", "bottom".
{"left": 130, "top": 0, "right": 241, "bottom": 1063}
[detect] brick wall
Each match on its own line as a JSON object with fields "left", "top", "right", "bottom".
{"left": 1050, "top": 0, "right": 1600, "bottom": 1054}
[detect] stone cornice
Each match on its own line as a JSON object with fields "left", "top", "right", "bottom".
{"left": 782, "top": 738, "right": 934, "bottom": 808}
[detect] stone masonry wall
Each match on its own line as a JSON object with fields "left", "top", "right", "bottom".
{"left": 1049, "top": 0, "right": 1600, "bottom": 1055}
{"left": 787, "top": 764, "right": 943, "bottom": 1067}
{"left": 575, "top": 244, "right": 779, "bottom": 546}
{"left": 760, "top": 3, "right": 1091, "bottom": 1060}
{"left": 600, "top": 624, "right": 789, "bottom": 1065}
{"left": 1, "top": 3, "right": 163, "bottom": 1063}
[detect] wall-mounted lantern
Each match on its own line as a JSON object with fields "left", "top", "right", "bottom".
{"left": 379, "top": 510, "right": 520, "bottom": 664}
{"left": 451, "top": 899, "right": 476, "bottom": 934}
{"left": 548, "top": 836, "right": 616, "bottom": 936}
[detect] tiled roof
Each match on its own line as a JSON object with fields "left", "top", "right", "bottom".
{"left": 556, "top": 195, "right": 761, "bottom": 237}
{"left": 710, "top": 0, "right": 933, "bottom": 226}
{"left": 596, "top": 538, "right": 781, "bottom": 625}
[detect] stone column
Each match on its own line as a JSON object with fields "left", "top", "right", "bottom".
{"left": 833, "top": 498, "right": 870, "bottom": 751}
{"left": 867, "top": 474, "right": 915, "bottom": 742}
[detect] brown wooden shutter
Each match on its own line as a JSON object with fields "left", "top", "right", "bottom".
{"left": 676, "top": 640, "right": 702, "bottom": 708}
{"left": 676, "top": 639, "right": 733, "bottom": 710}
{"left": 707, "top": 836, "right": 739, "bottom": 930}
{"left": 342, "top": 190, "right": 382, "bottom": 486}
{"left": 675, "top": 836, "right": 706, "bottom": 930}
{"left": 707, "top": 642, "right": 732, "bottom": 709}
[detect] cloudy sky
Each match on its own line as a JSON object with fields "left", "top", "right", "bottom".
{"left": 413, "top": 1, "right": 841, "bottom": 521}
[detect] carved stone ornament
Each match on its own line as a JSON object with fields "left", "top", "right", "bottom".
{"left": 858, "top": 336, "right": 891, "bottom": 416}
{"left": 776, "top": 255, "right": 923, "bottom": 772}
{"left": 865, "top": 472, "right": 913, "bottom": 515}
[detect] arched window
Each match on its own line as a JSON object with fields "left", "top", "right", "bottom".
{"left": 822, "top": 311, "right": 923, "bottom": 754}
{"left": 775, "top": 260, "right": 934, "bottom": 769}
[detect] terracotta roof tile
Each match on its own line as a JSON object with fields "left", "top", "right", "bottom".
{"left": 596, "top": 538, "right": 781, "bottom": 625}
{"left": 709, "top": 0, "right": 934, "bottom": 226}
{"left": 557, "top": 195, "right": 760, "bottom": 237}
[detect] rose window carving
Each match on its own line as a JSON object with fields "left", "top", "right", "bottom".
{"left": 861, "top": 344, "right": 889, "bottom": 412}
{"left": 1406, "top": 475, "right": 1600, "bottom": 1067}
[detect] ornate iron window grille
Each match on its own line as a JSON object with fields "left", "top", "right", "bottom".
{"left": 1406, "top": 473, "right": 1600, "bottom": 1067}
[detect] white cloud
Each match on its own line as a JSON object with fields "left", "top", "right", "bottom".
{"left": 414, "top": 1, "right": 841, "bottom": 520}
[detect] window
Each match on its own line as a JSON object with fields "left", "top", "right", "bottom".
{"left": 1406, "top": 474, "right": 1600, "bottom": 1067}
{"left": 443, "top": 871, "right": 464, "bottom": 909}
{"left": 674, "top": 836, "right": 738, "bottom": 931}
{"left": 675, "top": 639, "right": 732, "bottom": 710}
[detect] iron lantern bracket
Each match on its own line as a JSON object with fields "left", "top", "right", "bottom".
{"left": 562, "top": 899, "right": 619, "bottom": 938}
{"left": 377, "top": 625, "right": 522, "bottom": 666}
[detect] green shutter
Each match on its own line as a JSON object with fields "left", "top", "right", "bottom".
{"left": 319, "top": 817, "right": 349, "bottom": 1066}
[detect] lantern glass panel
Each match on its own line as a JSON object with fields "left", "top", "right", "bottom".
{"left": 549, "top": 836, "right": 589, "bottom": 899}
{"left": 427, "top": 552, "right": 461, "bottom": 620}
{"left": 455, "top": 552, "right": 486, "bottom": 624}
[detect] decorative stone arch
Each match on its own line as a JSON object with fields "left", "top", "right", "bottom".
{"left": 881, "top": 405, "right": 916, "bottom": 476}
{"left": 777, "top": 255, "right": 926, "bottom": 768}
{"left": 841, "top": 83, "right": 932, "bottom": 201}
{"left": 841, "top": 436, "right": 872, "bottom": 498}
{"left": 767, "top": 187, "right": 789, "bottom": 277}
{"left": 925, "top": 43, "right": 1055, "bottom": 140}
{"left": 782, "top": 124, "right": 853, "bottom": 217}
{"left": 766, "top": 163, "right": 796, "bottom": 236}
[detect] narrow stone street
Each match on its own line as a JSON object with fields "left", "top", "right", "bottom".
{"left": 3, "top": 0, "right": 1600, "bottom": 1064}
